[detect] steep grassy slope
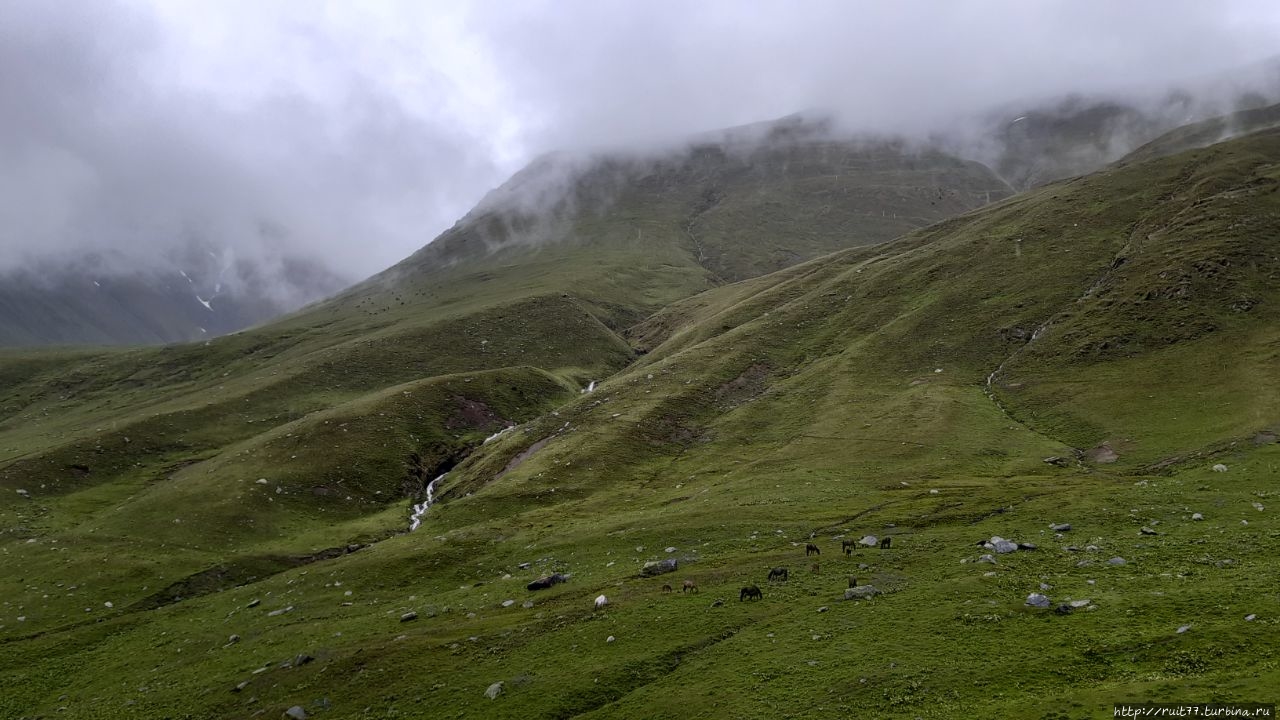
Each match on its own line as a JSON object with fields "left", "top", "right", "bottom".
{"left": 2, "top": 121, "right": 1278, "bottom": 718}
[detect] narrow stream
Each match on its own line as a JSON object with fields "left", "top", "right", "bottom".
{"left": 408, "top": 473, "right": 446, "bottom": 532}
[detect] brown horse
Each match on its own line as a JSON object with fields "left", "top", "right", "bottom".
{"left": 806, "top": 543, "right": 821, "bottom": 556}
{"left": 661, "top": 584, "right": 673, "bottom": 593}
{"left": 768, "top": 567, "right": 789, "bottom": 582}
{"left": 848, "top": 576, "right": 859, "bottom": 588}
{"left": 842, "top": 540, "right": 856, "bottom": 555}
{"left": 682, "top": 579, "right": 698, "bottom": 593}
{"left": 740, "top": 585, "right": 763, "bottom": 601}
{"left": 880, "top": 537, "right": 892, "bottom": 550}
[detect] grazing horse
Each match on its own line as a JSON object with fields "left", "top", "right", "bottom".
{"left": 842, "top": 540, "right": 856, "bottom": 555}
{"left": 848, "top": 576, "right": 859, "bottom": 589}
{"left": 740, "top": 585, "right": 763, "bottom": 601}
{"left": 810, "top": 563, "right": 820, "bottom": 574}
{"left": 682, "top": 579, "right": 698, "bottom": 593}
{"left": 767, "top": 567, "right": 789, "bottom": 582}
{"left": 661, "top": 584, "right": 673, "bottom": 593}
{"left": 806, "top": 543, "right": 821, "bottom": 556}
{"left": 880, "top": 537, "right": 892, "bottom": 550}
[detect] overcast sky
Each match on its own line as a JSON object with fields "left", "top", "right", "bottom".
{"left": 2, "top": 0, "right": 1279, "bottom": 280}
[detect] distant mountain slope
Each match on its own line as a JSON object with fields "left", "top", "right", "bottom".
{"left": 0, "top": 253, "right": 350, "bottom": 347}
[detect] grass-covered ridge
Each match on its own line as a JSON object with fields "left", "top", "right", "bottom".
{"left": 1, "top": 122, "right": 1279, "bottom": 719}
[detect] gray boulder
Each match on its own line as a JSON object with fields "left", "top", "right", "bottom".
{"left": 641, "top": 558, "right": 678, "bottom": 577}
{"left": 1107, "top": 557, "right": 1126, "bottom": 566}
{"left": 1050, "top": 523, "right": 1071, "bottom": 532}
{"left": 858, "top": 535, "right": 878, "bottom": 547}
{"left": 485, "top": 681, "right": 504, "bottom": 700}
{"left": 992, "top": 538, "right": 1018, "bottom": 554}
{"left": 284, "top": 707, "right": 307, "bottom": 720}
{"left": 844, "top": 585, "right": 880, "bottom": 600}
{"left": 1025, "top": 593, "right": 1051, "bottom": 609}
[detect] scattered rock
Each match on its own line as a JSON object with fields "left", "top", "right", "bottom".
{"left": 527, "top": 572, "right": 570, "bottom": 590}
{"left": 293, "top": 654, "right": 314, "bottom": 667}
{"left": 1176, "top": 624, "right": 1192, "bottom": 634}
{"left": 1054, "top": 604, "right": 1073, "bottom": 615}
{"left": 501, "top": 600, "right": 515, "bottom": 608}
{"left": 664, "top": 546, "right": 677, "bottom": 553}
{"left": 641, "top": 559, "right": 678, "bottom": 577}
{"left": 992, "top": 538, "right": 1018, "bottom": 554}
{"left": 594, "top": 595, "right": 608, "bottom": 610}
{"left": 247, "top": 599, "right": 261, "bottom": 608}
{"left": 1042, "top": 456, "right": 1069, "bottom": 467}
{"left": 1245, "top": 614, "right": 1257, "bottom": 621}
{"left": 1085, "top": 545, "right": 1099, "bottom": 552}
{"left": 977, "top": 554, "right": 996, "bottom": 564}
{"left": 1069, "top": 599, "right": 1092, "bottom": 608}
{"left": 1017, "top": 543, "right": 1037, "bottom": 551}
{"left": 1039, "top": 583, "right": 1052, "bottom": 591}
{"left": 228, "top": 634, "right": 241, "bottom": 644}
{"left": 521, "top": 600, "right": 534, "bottom": 609}
{"left": 232, "top": 681, "right": 249, "bottom": 693}
{"left": 484, "top": 681, "right": 504, "bottom": 700}
{"left": 606, "top": 635, "right": 615, "bottom": 643}
{"left": 267, "top": 606, "right": 293, "bottom": 617}
{"left": 1065, "top": 546, "right": 1080, "bottom": 552}
{"left": 1050, "top": 523, "right": 1071, "bottom": 532}
{"left": 858, "top": 535, "right": 878, "bottom": 547}
{"left": 817, "top": 606, "right": 829, "bottom": 613}
{"left": 711, "top": 599, "right": 724, "bottom": 608}
{"left": 517, "top": 562, "right": 531, "bottom": 570}
{"left": 1025, "top": 593, "right": 1051, "bottom": 609}
{"left": 844, "top": 586, "right": 880, "bottom": 600}
{"left": 929, "top": 489, "right": 940, "bottom": 495}
{"left": 1252, "top": 502, "right": 1265, "bottom": 512}
{"left": 1140, "top": 527, "right": 1158, "bottom": 536}
{"left": 15, "top": 489, "right": 28, "bottom": 496}
{"left": 284, "top": 706, "right": 307, "bottom": 720}
{"left": 1192, "top": 513, "right": 1204, "bottom": 521}
{"left": 1212, "top": 464, "right": 1228, "bottom": 473}
{"left": 400, "top": 612, "right": 418, "bottom": 622}
{"left": 1107, "top": 557, "right": 1126, "bottom": 566}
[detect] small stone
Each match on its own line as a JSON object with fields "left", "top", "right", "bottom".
{"left": 1253, "top": 502, "right": 1265, "bottom": 512}
{"left": 1085, "top": 545, "right": 1099, "bottom": 552}
{"left": 664, "top": 546, "right": 677, "bottom": 553}
{"left": 247, "top": 599, "right": 260, "bottom": 608}
{"left": 1054, "top": 604, "right": 1073, "bottom": 615}
{"left": 977, "top": 554, "right": 996, "bottom": 564}
{"left": 1025, "top": 593, "right": 1051, "bottom": 609}
{"left": 1069, "top": 599, "right": 1092, "bottom": 608}
{"left": 1212, "top": 464, "right": 1228, "bottom": 473}
{"left": 817, "top": 606, "right": 829, "bottom": 613}
{"left": 1039, "top": 583, "right": 1051, "bottom": 591}
{"left": 267, "top": 606, "right": 293, "bottom": 617}
{"left": 1176, "top": 624, "right": 1192, "bottom": 634}
{"left": 522, "top": 601, "right": 534, "bottom": 609}
{"left": 1191, "top": 513, "right": 1204, "bottom": 521}
{"left": 228, "top": 634, "right": 241, "bottom": 644}
{"left": 1245, "top": 614, "right": 1257, "bottom": 621}
{"left": 606, "top": 635, "right": 615, "bottom": 643}
{"left": 294, "top": 654, "right": 314, "bottom": 667}
{"left": 400, "top": 611, "right": 418, "bottom": 622}
{"left": 16, "top": 489, "right": 28, "bottom": 496}
{"left": 929, "top": 489, "right": 939, "bottom": 495}
{"left": 1107, "top": 557, "right": 1126, "bottom": 565}
{"left": 1017, "top": 543, "right": 1037, "bottom": 551}
{"left": 1140, "top": 527, "right": 1158, "bottom": 536}
{"left": 501, "top": 600, "right": 515, "bottom": 608}
{"left": 284, "top": 706, "right": 307, "bottom": 720}
{"left": 484, "top": 682, "right": 504, "bottom": 700}
{"left": 1050, "top": 523, "right": 1071, "bottom": 532}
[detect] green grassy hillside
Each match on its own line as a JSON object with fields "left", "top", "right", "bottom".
{"left": 2, "top": 122, "right": 1279, "bottom": 719}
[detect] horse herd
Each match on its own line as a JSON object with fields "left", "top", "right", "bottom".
{"left": 663, "top": 536, "right": 893, "bottom": 603}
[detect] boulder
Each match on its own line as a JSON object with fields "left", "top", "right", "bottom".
{"left": 484, "top": 681, "right": 504, "bottom": 700}
{"left": 1191, "top": 513, "right": 1204, "bottom": 521}
{"left": 1050, "top": 523, "right": 1071, "bottom": 532}
{"left": 640, "top": 559, "right": 678, "bottom": 577}
{"left": 284, "top": 707, "right": 307, "bottom": 720}
{"left": 1025, "top": 593, "right": 1051, "bottom": 609}
{"left": 844, "top": 585, "right": 880, "bottom": 600}
{"left": 1140, "top": 527, "right": 1158, "bottom": 536}
{"left": 992, "top": 538, "right": 1018, "bottom": 554}
{"left": 1212, "top": 463, "right": 1228, "bottom": 472}
{"left": 1107, "top": 557, "right": 1126, "bottom": 566}
{"left": 400, "top": 611, "right": 418, "bottom": 622}
{"left": 527, "top": 572, "right": 569, "bottom": 591}
{"left": 858, "top": 535, "right": 878, "bottom": 547}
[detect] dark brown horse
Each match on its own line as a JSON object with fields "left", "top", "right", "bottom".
{"left": 880, "top": 537, "right": 892, "bottom": 550}
{"left": 848, "top": 576, "right": 859, "bottom": 588}
{"left": 767, "top": 567, "right": 789, "bottom": 582}
{"left": 806, "top": 543, "right": 821, "bottom": 556}
{"left": 740, "top": 585, "right": 763, "bottom": 601}
{"left": 842, "top": 540, "right": 856, "bottom": 555}
{"left": 661, "top": 584, "right": 673, "bottom": 593}
{"left": 682, "top": 579, "right": 698, "bottom": 593}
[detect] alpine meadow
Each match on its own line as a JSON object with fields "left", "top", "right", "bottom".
{"left": 3, "top": 4, "right": 1280, "bottom": 719}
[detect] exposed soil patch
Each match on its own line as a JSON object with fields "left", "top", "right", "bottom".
{"left": 445, "top": 395, "right": 505, "bottom": 430}
{"left": 714, "top": 363, "right": 770, "bottom": 409}
{"left": 1084, "top": 443, "right": 1119, "bottom": 464}
{"left": 496, "top": 436, "right": 553, "bottom": 480}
